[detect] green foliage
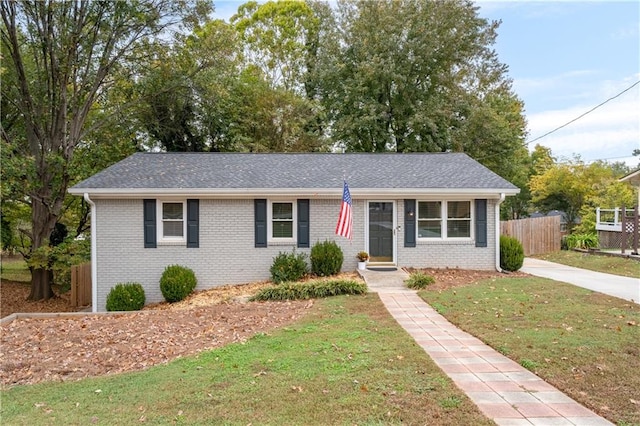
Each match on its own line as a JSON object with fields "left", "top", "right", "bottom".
{"left": 251, "top": 279, "right": 366, "bottom": 301}
{"left": 310, "top": 240, "right": 344, "bottom": 276}
{"left": 565, "top": 233, "right": 599, "bottom": 250}
{"left": 106, "top": 282, "right": 146, "bottom": 311}
{"left": 27, "top": 237, "right": 91, "bottom": 290}
{"left": 530, "top": 159, "right": 629, "bottom": 234}
{"left": 500, "top": 235, "right": 524, "bottom": 272}
{"left": 405, "top": 271, "right": 435, "bottom": 289}
{"left": 270, "top": 250, "right": 308, "bottom": 284}
{"left": 159, "top": 265, "right": 198, "bottom": 303}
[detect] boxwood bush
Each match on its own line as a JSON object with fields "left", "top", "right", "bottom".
{"left": 160, "top": 265, "right": 197, "bottom": 303}
{"left": 251, "top": 279, "right": 367, "bottom": 301}
{"left": 270, "top": 251, "right": 308, "bottom": 284}
{"left": 106, "top": 282, "right": 146, "bottom": 311}
{"left": 310, "top": 240, "right": 344, "bottom": 276}
{"left": 500, "top": 235, "right": 524, "bottom": 272}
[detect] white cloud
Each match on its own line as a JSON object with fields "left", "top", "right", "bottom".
{"left": 526, "top": 76, "right": 640, "bottom": 166}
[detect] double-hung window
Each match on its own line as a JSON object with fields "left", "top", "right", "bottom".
{"left": 447, "top": 201, "right": 471, "bottom": 238}
{"left": 417, "top": 200, "right": 471, "bottom": 240}
{"left": 269, "top": 201, "right": 296, "bottom": 242}
{"left": 158, "top": 201, "right": 186, "bottom": 243}
{"left": 417, "top": 201, "right": 442, "bottom": 238}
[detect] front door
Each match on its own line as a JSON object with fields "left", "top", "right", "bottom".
{"left": 368, "top": 201, "right": 395, "bottom": 263}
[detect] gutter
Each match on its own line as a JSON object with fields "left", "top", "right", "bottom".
{"left": 84, "top": 193, "right": 98, "bottom": 313}
{"left": 495, "top": 193, "right": 506, "bottom": 272}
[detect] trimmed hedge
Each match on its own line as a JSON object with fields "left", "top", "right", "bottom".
{"left": 310, "top": 240, "right": 344, "bottom": 276}
{"left": 270, "top": 251, "right": 308, "bottom": 284}
{"left": 106, "top": 282, "right": 146, "bottom": 311}
{"left": 250, "top": 279, "right": 367, "bottom": 301}
{"left": 160, "top": 265, "right": 197, "bottom": 303}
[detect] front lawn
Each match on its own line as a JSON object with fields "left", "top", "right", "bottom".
{"left": 535, "top": 250, "right": 640, "bottom": 279}
{"left": 0, "top": 294, "right": 492, "bottom": 425}
{"left": 419, "top": 276, "right": 640, "bottom": 425}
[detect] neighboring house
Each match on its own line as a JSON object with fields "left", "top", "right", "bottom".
{"left": 596, "top": 169, "right": 640, "bottom": 250}
{"left": 69, "top": 152, "right": 520, "bottom": 312}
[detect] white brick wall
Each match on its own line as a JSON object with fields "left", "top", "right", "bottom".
{"left": 94, "top": 197, "right": 498, "bottom": 310}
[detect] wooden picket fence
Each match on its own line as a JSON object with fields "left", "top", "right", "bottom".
{"left": 500, "top": 216, "right": 561, "bottom": 256}
{"left": 70, "top": 262, "right": 91, "bottom": 308}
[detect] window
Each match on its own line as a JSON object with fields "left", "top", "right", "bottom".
{"left": 159, "top": 201, "right": 186, "bottom": 242}
{"left": 447, "top": 201, "right": 471, "bottom": 238}
{"left": 418, "top": 201, "right": 441, "bottom": 238}
{"left": 269, "top": 201, "right": 295, "bottom": 242}
{"left": 417, "top": 200, "right": 471, "bottom": 240}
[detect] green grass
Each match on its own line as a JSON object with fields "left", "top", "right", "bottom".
{"left": 535, "top": 250, "right": 640, "bottom": 279}
{"left": 0, "top": 295, "right": 493, "bottom": 425}
{"left": 419, "top": 277, "right": 640, "bottom": 426}
{"left": 0, "top": 256, "right": 31, "bottom": 282}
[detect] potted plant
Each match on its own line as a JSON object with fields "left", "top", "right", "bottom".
{"left": 356, "top": 251, "right": 369, "bottom": 270}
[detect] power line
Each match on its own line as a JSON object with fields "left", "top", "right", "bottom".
{"left": 525, "top": 79, "right": 640, "bottom": 147}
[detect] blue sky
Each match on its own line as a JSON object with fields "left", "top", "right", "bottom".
{"left": 478, "top": 1, "right": 640, "bottom": 168}
{"left": 214, "top": 1, "right": 640, "bottom": 168}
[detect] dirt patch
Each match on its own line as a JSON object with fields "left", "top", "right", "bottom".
{"left": 406, "top": 267, "right": 528, "bottom": 290}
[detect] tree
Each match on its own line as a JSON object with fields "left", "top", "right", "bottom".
{"left": 529, "top": 159, "right": 627, "bottom": 233}
{"left": 1, "top": 0, "right": 211, "bottom": 300}
{"left": 231, "top": 0, "right": 320, "bottom": 95}
{"left": 317, "top": 0, "right": 521, "bottom": 157}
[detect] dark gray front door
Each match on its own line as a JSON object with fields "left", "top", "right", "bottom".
{"left": 368, "top": 202, "right": 394, "bottom": 262}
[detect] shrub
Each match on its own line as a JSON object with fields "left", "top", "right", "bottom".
{"left": 270, "top": 251, "right": 308, "bottom": 284}
{"left": 106, "top": 282, "right": 146, "bottom": 311}
{"left": 405, "top": 271, "right": 435, "bottom": 289}
{"left": 560, "top": 235, "right": 569, "bottom": 251}
{"left": 310, "top": 240, "right": 344, "bottom": 276}
{"left": 251, "top": 279, "right": 367, "bottom": 301}
{"left": 566, "top": 233, "right": 599, "bottom": 250}
{"left": 160, "top": 265, "right": 197, "bottom": 303}
{"left": 500, "top": 235, "right": 524, "bottom": 272}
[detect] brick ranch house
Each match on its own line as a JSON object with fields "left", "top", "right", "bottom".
{"left": 69, "top": 152, "right": 519, "bottom": 312}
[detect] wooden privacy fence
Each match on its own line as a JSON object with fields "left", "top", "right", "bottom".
{"left": 70, "top": 262, "right": 91, "bottom": 308}
{"left": 501, "top": 216, "right": 561, "bottom": 256}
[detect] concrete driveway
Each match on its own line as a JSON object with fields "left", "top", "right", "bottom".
{"left": 521, "top": 258, "right": 640, "bottom": 304}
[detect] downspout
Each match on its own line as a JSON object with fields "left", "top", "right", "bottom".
{"left": 495, "top": 193, "right": 506, "bottom": 272}
{"left": 84, "top": 193, "right": 98, "bottom": 313}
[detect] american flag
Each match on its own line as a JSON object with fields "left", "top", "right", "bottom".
{"left": 335, "top": 180, "right": 353, "bottom": 239}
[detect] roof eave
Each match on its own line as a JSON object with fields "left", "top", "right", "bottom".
{"left": 68, "top": 187, "right": 520, "bottom": 199}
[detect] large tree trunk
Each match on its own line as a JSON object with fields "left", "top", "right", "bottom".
{"left": 27, "top": 194, "right": 59, "bottom": 301}
{"left": 29, "top": 268, "right": 55, "bottom": 300}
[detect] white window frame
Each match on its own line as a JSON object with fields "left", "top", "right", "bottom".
{"left": 417, "top": 199, "right": 473, "bottom": 241}
{"left": 157, "top": 200, "right": 187, "bottom": 244}
{"left": 268, "top": 200, "right": 296, "bottom": 243}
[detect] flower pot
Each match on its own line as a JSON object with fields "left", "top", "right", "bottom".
{"left": 358, "top": 261, "right": 366, "bottom": 270}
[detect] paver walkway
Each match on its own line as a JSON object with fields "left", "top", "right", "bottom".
{"left": 521, "top": 257, "right": 640, "bottom": 304}
{"left": 360, "top": 269, "right": 614, "bottom": 426}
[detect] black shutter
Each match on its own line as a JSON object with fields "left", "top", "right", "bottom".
{"left": 297, "top": 199, "right": 310, "bottom": 248}
{"left": 404, "top": 199, "right": 416, "bottom": 247}
{"left": 143, "top": 199, "right": 157, "bottom": 248}
{"left": 255, "top": 199, "right": 267, "bottom": 248}
{"left": 186, "top": 199, "right": 199, "bottom": 248}
{"left": 475, "top": 199, "right": 487, "bottom": 248}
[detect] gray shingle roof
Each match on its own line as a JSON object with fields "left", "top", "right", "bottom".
{"left": 70, "top": 152, "right": 519, "bottom": 193}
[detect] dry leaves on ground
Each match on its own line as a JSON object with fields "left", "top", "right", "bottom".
{"left": 0, "top": 269, "right": 512, "bottom": 388}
